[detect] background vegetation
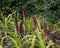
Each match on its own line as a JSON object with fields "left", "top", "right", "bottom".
{"left": 0, "top": 0, "right": 60, "bottom": 23}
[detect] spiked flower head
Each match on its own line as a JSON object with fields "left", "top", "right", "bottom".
{"left": 31, "top": 15, "right": 39, "bottom": 32}
{"left": 43, "top": 22, "right": 51, "bottom": 41}
{"left": 13, "top": 11, "right": 18, "bottom": 33}
{"left": 19, "top": 20, "right": 25, "bottom": 33}
{"left": 22, "top": 5, "right": 27, "bottom": 20}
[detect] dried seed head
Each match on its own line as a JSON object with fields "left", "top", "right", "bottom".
{"left": 18, "top": 20, "right": 25, "bottom": 34}
{"left": 42, "top": 22, "right": 51, "bottom": 41}
{"left": 13, "top": 11, "right": 18, "bottom": 33}
{"left": 31, "top": 15, "right": 39, "bottom": 32}
{"left": 22, "top": 5, "right": 27, "bottom": 20}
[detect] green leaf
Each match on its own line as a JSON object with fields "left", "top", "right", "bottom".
{"left": 0, "top": 45, "right": 2, "bottom": 48}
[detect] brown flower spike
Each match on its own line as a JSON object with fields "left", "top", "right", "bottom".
{"left": 19, "top": 20, "right": 24, "bottom": 33}
{"left": 22, "top": 5, "right": 27, "bottom": 20}
{"left": 13, "top": 11, "right": 18, "bottom": 33}
{"left": 31, "top": 15, "right": 39, "bottom": 32}
{"left": 43, "top": 22, "right": 51, "bottom": 41}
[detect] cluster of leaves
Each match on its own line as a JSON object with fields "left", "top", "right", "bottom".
{"left": 0, "top": 7, "right": 58, "bottom": 48}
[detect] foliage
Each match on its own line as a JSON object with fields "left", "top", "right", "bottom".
{"left": 0, "top": 0, "right": 60, "bottom": 23}
{"left": 0, "top": 0, "right": 60, "bottom": 48}
{"left": 0, "top": 11, "right": 58, "bottom": 48}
